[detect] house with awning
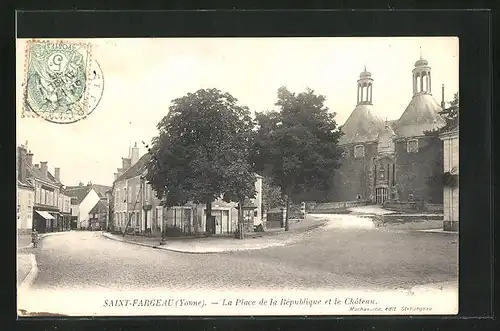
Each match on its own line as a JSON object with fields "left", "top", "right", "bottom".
{"left": 17, "top": 145, "right": 63, "bottom": 233}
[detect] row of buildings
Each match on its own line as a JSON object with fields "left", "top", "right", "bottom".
{"left": 109, "top": 143, "right": 264, "bottom": 236}
{"left": 329, "top": 55, "right": 458, "bottom": 231}
{"left": 16, "top": 143, "right": 112, "bottom": 233}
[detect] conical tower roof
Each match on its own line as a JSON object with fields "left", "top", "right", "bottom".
{"left": 339, "top": 104, "right": 386, "bottom": 144}
{"left": 394, "top": 94, "right": 446, "bottom": 137}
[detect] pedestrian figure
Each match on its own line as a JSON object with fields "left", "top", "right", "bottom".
{"left": 32, "top": 229, "right": 39, "bottom": 248}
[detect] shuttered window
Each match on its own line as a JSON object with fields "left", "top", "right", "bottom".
{"left": 407, "top": 139, "right": 419, "bottom": 153}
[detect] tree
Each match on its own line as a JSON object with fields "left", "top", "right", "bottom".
{"left": 425, "top": 92, "right": 459, "bottom": 136}
{"left": 251, "top": 87, "right": 343, "bottom": 231}
{"left": 262, "top": 176, "right": 286, "bottom": 211}
{"left": 146, "top": 88, "right": 256, "bottom": 236}
{"left": 440, "top": 92, "right": 459, "bottom": 131}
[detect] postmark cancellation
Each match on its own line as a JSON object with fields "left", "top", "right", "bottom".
{"left": 22, "top": 40, "right": 104, "bottom": 124}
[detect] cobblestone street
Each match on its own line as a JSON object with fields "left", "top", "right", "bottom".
{"left": 23, "top": 220, "right": 457, "bottom": 292}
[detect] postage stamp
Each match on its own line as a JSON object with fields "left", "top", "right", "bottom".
{"left": 22, "top": 40, "right": 104, "bottom": 124}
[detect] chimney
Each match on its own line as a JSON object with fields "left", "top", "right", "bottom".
{"left": 54, "top": 167, "right": 60, "bottom": 182}
{"left": 17, "top": 146, "right": 27, "bottom": 183}
{"left": 131, "top": 142, "right": 140, "bottom": 165}
{"left": 40, "top": 161, "right": 48, "bottom": 178}
{"left": 79, "top": 181, "right": 84, "bottom": 187}
{"left": 441, "top": 84, "right": 446, "bottom": 109}
{"left": 26, "top": 151, "right": 33, "bottom": 166}
{"left": 122, "top": 157, "right": 131, "bottom": 171}
{"left": 114, "top": 173, "right": 118, "bottom": 181}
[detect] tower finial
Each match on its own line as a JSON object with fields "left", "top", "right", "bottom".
{"left": 364, "top": 64, "right": 366, "bottom": 72}
{"left": 419, "top": 46, "right": 422, "bottom": 59}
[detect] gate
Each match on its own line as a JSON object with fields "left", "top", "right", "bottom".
{"left": 376, "top": 187, "right": 389, "bottom": 204}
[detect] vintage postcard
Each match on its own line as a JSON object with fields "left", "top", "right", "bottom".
{"left": 16, "top": 37, "right": 459, "bottom": 317}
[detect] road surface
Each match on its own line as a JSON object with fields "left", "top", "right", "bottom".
{"left": 24, "top": 224, "right": 457, "bottom": 292}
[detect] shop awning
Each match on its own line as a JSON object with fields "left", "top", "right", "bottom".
{"left": 35, "top": 210, "right": 55, "bottom": 220}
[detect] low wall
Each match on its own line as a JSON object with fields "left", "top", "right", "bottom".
{"left": 312, "top": 200, "right": 371, "bottom": 211}
{"left": 383, "top": 201, "right": 443, "bottom": 213}
{"left": 425, "top": 204, "right": 444, "bottom": 213}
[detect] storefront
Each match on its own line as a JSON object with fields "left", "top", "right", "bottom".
{"left": 33, "top": 210, "right": 55, "bottom": 233}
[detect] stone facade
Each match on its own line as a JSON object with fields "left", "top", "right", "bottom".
{"left": 17, "top": 183, "right": 34, "bottom": 231}
{"left": 394, "top": 136, "right": 444, "bottom": 203}
{"left": 113, "top": 153, "right": 163, "bottom": 234}
{"left": 440, "top": 126, "right": 459, "bottom": 231}
{"left": 330, "top": 57, "right": 447, "bottom": 205}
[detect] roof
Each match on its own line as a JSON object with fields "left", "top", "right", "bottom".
{"left": 115, "top": 153, "right": 151, "bottom": 183}
{"left": 17, "top": 180, "right": 34, "bottom": 190}
{"left": 439, "top": 123, "right": 459, "bottom": 137}
{"left": 339, "top": 104, "right": 386, "bottom": 144}
{"left": 65, "top": 185, "right": 93, "bottom": 205}
{"left": 90, "top": 199, "right": 107, "bottom": 213}
{"left": 46, "top": 172, "right": 61, "bottom": 185}
{"left": 65, "top": 183, "right": 111, "bottom": 203}
{"left": 26, "top": 165, "right": 59, "bottom": 186}
{"left": 91, "top": 184, "right": 112, "bottom": 197}
{"left": 393, "top": 94, "right": 446, "bottom": 137}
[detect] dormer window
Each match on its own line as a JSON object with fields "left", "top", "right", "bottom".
{"left": 354, "top": 145, "right": 365, "bottom": 159}
{"left": 407, "top": 139, "right": 419, "bottom": 153}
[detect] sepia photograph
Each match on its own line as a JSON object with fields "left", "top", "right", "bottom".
{"left": 16, "top": 37, "right": 459, "bottom": 317}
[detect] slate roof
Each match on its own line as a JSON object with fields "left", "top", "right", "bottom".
{"left": 91, "top": 184, "right": 112, "bottom": 198}
{"left": 90, "top": 199, "right": 108, "bottom": 214}
{"left": 26, "top": 165, "right": 59, "bottom": 186}
{"left": 439, "top": 123, "right": 459, "bottom": 137}
{"left": 65, "top": 185, "right": 93, "bottom": 205}
{"left": 65, "top": 183, "right": 112, "bottom": 204}
{"left": 393, "top": 94, "right": 446, "bottom": 137}
{"left": 115, "top": 153, "right": 151, "bottom": 183}
{"left": 17, "top": 180, "right": 34, "bottom": 190}
{"left": 339, "top": 104, "right": 386, "bottom": 145}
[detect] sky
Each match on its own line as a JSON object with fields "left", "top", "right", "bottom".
{"left": 16, "top": 37, "right": 459, "bottom": 187}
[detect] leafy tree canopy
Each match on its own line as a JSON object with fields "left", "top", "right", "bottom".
{"left": 146, "top": 88, "right": 256, "bottom": 207}
{"left": 251, "top": 87, "right": 343, "bottom": 203}
{"left": 426, "top": 92, "right": 459, "bottom": 136}
{"left": 261, "top": 176, "right": 286, "bottom": 211}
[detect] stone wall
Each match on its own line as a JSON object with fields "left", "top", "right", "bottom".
{"left": 394, "top": 136, "right": 443, "bottom": 204}
{"left": 330, "top": 142, "right": 377, "bottom": 202}
{"left": 313, "top": 200, "right": 371, "bottom": 211}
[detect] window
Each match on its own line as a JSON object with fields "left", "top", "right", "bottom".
{"left": 407, "top": 139, "right": 419, "bottom": 153}
{"left": 354, "top": 145, "right": 365, "bottom": 159}
{"left": 115, "top": 190, "right": 119, "bottom": 204}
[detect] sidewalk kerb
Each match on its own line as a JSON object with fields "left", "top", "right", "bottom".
{"left": 18, "top": 231, "right": 69, "bottom": 250}
{"left": 102, "top": 221, "right": 327, "bottom": 254}
{"left": 417, "top": 229, "right": 459, "bottom": 234}
{"left": 18, "top": 253, "right": 38, "bottom": 292}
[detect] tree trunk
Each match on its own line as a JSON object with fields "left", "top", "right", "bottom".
{"left": 285, "top": 189, "right": 291, "bottom": 231}
{"left": 205, "top": 201, "right": 212, "bottom": 236}
{"left": 238, "top": 200, "right": 244, "bottom": 240}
